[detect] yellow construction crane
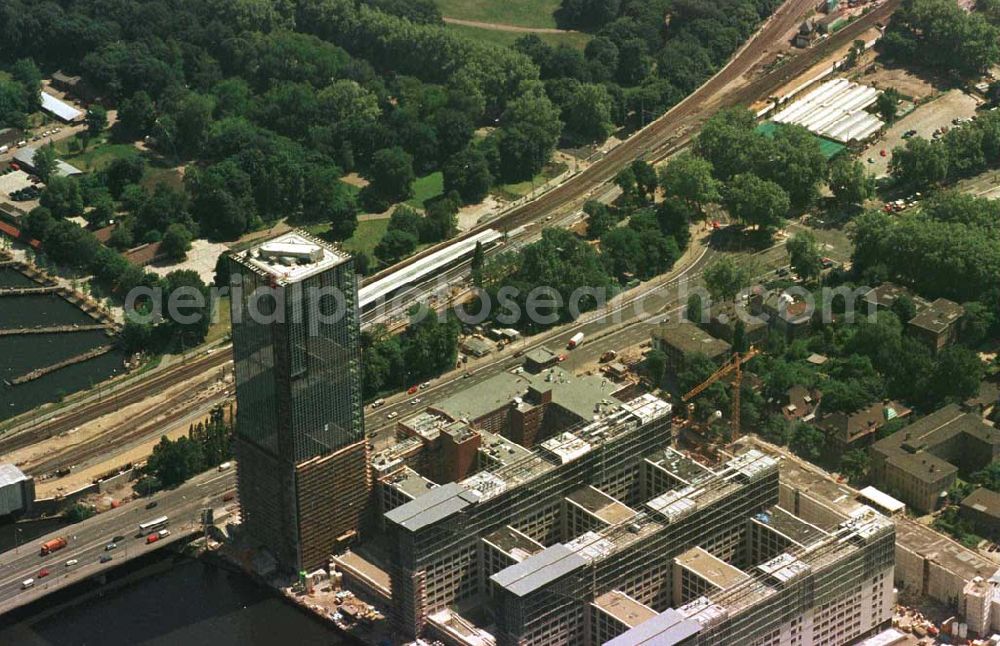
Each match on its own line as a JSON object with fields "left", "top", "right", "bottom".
{"left": 681, "top": 347, "right": 761, "bottom": 439}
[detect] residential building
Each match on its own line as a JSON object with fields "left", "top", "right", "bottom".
{"left": 907, "top": 298, "right": 965, "bottom": 353}
{"left": 49, "top": 71, "right": 97, "bottom": 102}
{"left": 227, "top": 231, "right": 368, "bottom": 572}
{"left": 651, "top": 321, "right": 731, "bottom": 374}
{"left": 780, "top": 385, "right": 820, "bottom": 424}
{"left": 871, "top": 404, "right": 1000, "bottom": 514}
{"left": 754, "top": 291, "right": 812, "bottom": 341}
{"left": 814, "top": 400, "right": 910, "bottom": 450}
{"left": 961, "top": 489, "right": 1000, "bottom": 541}
{"left": 863, "top": 283, "right": 927, "bottom": 314}
{"left": 704, "top": 301, "right": 768, "bottom": 347}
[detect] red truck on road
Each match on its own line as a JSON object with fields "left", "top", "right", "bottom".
{"left": 40, "top": 537, "right": 68, "bottom": 556}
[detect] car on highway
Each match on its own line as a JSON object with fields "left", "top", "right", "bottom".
{"left": 410, "top": 398, "right": 421, "bottom": 405}
{"left": 158, "top": 530, "right": 171, "bottom": 538}
{"left": 65, "top": 559, "right": 78, "bottom": 567}
{"left": 38, "top": 568, "right": 50, "bottom": 578}
{"left": 112, "top": 535, "right": 125, "bottom": 543}
{"left": 146, "top": 501, "right": 158, "bottom": 509}
{"left": 420, "top": 382, "right": 430, "bottom": 389}
{"left": 105, "top": 543, "right": 117, "bottom": 551}
{"left": 386, "top": 411, "right": 399, "bottom": 420}
{"left": 407, "top": 385, "right": 418, "bottom": 395}
{"left": 100, "top": 555, "right": 112, "bottom": 563}
{"left": 146, "top": 534, "right": 159, "bottom": 544}
{"left": 21, "top": 579, "right": 34, "bottom": 589}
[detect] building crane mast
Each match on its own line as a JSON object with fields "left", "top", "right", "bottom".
{"left": 681, "top": 347, "right": 761, "bottom": 438}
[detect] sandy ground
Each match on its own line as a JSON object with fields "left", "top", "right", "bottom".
{"left": 147, "top": 238, "right": 230, "bottom": 285}
{"left": 859, "top": 61, "right": 939, "bottom": 101}
{"left": 341, "top": 173, "right": 369, "bottom": 189}
{"left": 10, "top": 364, "right": 231, "bottom": 496}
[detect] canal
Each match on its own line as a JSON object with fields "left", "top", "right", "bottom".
{"left": 0, "top": 551, "right": 347, "bottom": 645}
{"left": 0, "top": 267, "right": 125, "bottom": 421}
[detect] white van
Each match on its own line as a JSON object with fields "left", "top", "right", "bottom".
{"left": 217, "top": 462, "right": 232, "bottom": 472}
{"left": 21, "top": 579, "right": 34, "bottom": 589}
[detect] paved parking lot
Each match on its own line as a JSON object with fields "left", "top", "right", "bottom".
{"left": 860, "top": 89, "right": 980, "bottom": 178}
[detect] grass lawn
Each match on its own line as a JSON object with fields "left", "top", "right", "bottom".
{"left": 142, "top": 164, "right": 184, "bottom": 191}
{"left": 56, "top": 138, "right": 140, "bottom": 172}
{"left": 205, "top": 295, "right": 231, "bottom": 345}
{"left": 407, "top": 172, "right": 444, "bottom": 208}
{"left": 494, "top": 162, "right": 568, "bottom": 200}
{"left": 304, "top": 218, "right": 390, "bottom": 259}
{"left": 436, "top": 0, "right": 560, "bottom": 29}
{"left": 445, "top": 23, "right": 590, "bottom": 50}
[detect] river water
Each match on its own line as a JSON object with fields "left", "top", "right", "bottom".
{"left": 0, "top": 267, "right": 125, "bottom": 421}
{"left": 0, "top": 551, "right": 347, "bottom": 645}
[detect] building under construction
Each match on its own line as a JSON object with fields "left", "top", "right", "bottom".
{"left": 227, "top": 231, "right": 369, "bottom": 573}
{"left": 377, "top": 430, "right": 894, "bottom": 645}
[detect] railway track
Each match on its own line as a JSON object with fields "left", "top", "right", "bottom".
{"left": 364, "top": 0, "right": 899, "bottom": 285}
{"left": 0, "top": 350, "right": 232, "bottom": 454}
{"left": 0, "top": 0, "right": 900, "bottom": 464}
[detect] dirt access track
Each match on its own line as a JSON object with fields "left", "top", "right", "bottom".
{"left": 364, "top": 0, "right": 902, "bottom": 286}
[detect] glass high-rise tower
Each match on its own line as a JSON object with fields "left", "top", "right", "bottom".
{"left": 227, "top": 231, "right": 369, "bottom": 572}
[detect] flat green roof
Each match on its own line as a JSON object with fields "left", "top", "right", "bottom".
{"left": 756, "top": 121, "right": 845, "bottom": 160}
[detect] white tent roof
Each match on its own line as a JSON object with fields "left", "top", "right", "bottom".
{"left": 772, "top": 79, "right": 884, "bottom": 143}
{"left": 39, "top": 92, "right": 83, "bottom": 122}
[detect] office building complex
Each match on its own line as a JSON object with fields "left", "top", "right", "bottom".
{"left": 227, "top": 231, "right": 368, "bottom": 572}
{"left": 378, "top": 431, "right": 894, "bottom": 645}
{"left": 383, "top": 392, "right": 674, "bottom": 637}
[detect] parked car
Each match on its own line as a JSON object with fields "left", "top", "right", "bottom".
{"left": 145, "top": 501, "right": 158, "bottom": 509}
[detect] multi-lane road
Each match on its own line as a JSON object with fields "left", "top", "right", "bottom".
{"left": 0, "top": 0, "right": 897, "bottom": 478}
{"left": 0, "top": 469, "right": 235, "bottom": 613}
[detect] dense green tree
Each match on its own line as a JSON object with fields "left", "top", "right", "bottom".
{"left": 362, "top": 146, "right": 415, "bottom": 212}
{"left": 828, "top": 155, "right": 874, "bottom": 208}
{"left": 786, "top": 231, "right": 823, "bottom": 283}
{"left": 117, "top": 90, "right": 157, "bottom": 139}
{"left": 375, "top": 228, "right": 418, "bottom": 264}
{"left": 659, "top": 152, "right": 719, "bottom": 214}
{"left": 187, "top": 161, "right": 253, "bottom": 239}
{"left": 494, "top": 81, "right": 563, "bottom": 182}
{"left": 890, "top": 136, "right": 949, "bottom": 189}
{"left": 645, "top": 348, "right": 667, "bottom": 386}
{"left": 86, "top": 105, "right": 108, "bottom": 137}
{"left": 789, "top": 422, "right": 826, "bottom": 462}
{"left": 40, "top": 177, "right": 84, "bottom": 219}
{"left": 104, "top": 155, "right": 147, "bottom": 199}
{"left": 443, "top": 146, "right": 492, "bottom": 204}
{"left": 724, "top": 173, "right": 789, "bottom": 230}
{"left": 160, "top": 223, "right": 193, "bottom": 261}
{"left": 32, "top": 142, "right": 58, "bottom": 183}
{"left": 562, "top": 83, "right": 614, "bottom": 143}
{"left": 767, "top": 125, "right": 828, "bottom": 208}
{"left": 972, "top": 462, "right": 1000, "bottom": 493}
{"left": 839, "top": 449, "right": 870, "bottom": 482}
{"left": 883, "top": 0, "right": 1000, "bottom": 78}
{"left": 302, "top": 167, "right": 358, "bottom": 239}
{"left": 585, "top": 200, "right": 617, "bottom": 239}
{"left": 704, "top": 257, "right": 755, "bottom": 302}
